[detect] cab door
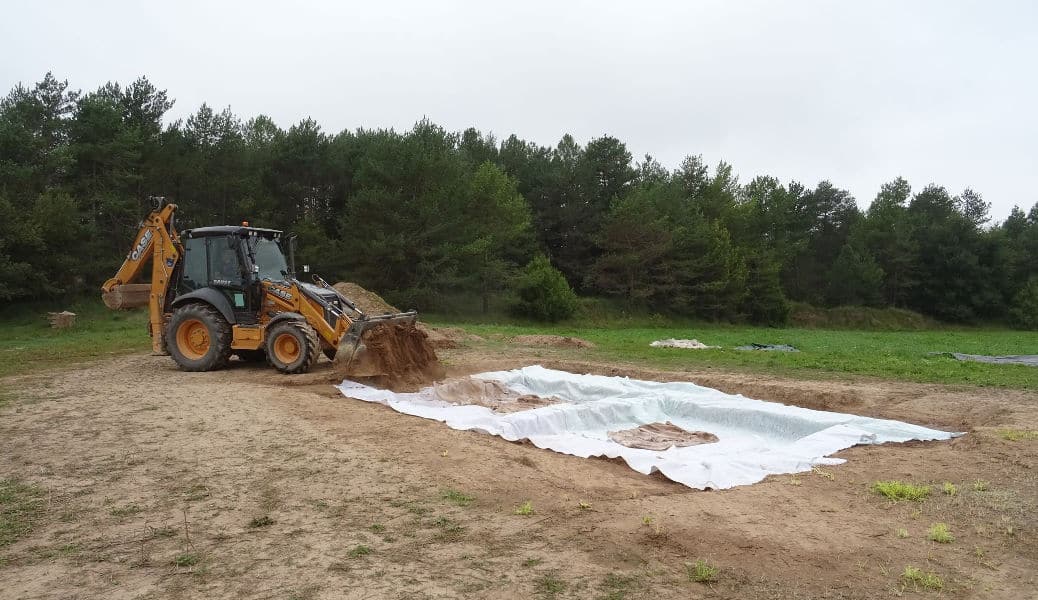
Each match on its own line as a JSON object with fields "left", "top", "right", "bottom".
{"left": 206, "top": 235, "right": 251, "bottom": 318}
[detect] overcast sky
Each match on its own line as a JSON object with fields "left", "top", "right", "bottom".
{"left": 2, "top": 1, "right": 1035, "bottom": 219}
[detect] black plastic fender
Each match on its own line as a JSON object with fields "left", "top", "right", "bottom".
{"left": 171, "top": 288, "right": 237, "bottom": 325}
{"left": 267, "top": 311, "right": 306, "bottom": 328}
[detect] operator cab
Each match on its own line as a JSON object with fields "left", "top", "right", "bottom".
{"left": 178, "top": 225, "right": 289, "bottom": 322}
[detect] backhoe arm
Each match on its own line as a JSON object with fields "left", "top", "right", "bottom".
{"left": 101, "top": 202, "right": 181, "bottom": 353}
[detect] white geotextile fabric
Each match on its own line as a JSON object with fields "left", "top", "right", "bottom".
{"left": 649, "top": 338, "right": 719, "bottom": 349}
{"left": 337, "top": 366, "right": 960, "bottom": 489}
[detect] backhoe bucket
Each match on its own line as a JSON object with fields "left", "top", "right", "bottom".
{"left": 333, "top": 311, "right": 445, "bottom": 390}
{"left": 102, "top": 283, "right": 152, "bottom": 309}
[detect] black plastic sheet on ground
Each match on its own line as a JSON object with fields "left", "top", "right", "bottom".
{"left": 735, "top": 343, "right": 800, "bottom": 352}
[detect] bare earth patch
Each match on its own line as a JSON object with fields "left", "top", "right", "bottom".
{"left": 433, "top": 377, "right": 560, "bottom": 413}
{"left": 0, "top": 340, "right": 1036, "bottom": 599}
{"left": 608, "top": 422, "right": 719, "bottom": 451}
{"left": 511, "top": 335, "right": 595, "bottom": 349}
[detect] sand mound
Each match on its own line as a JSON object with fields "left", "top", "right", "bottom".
{"left": 608, "top": 422, "right": 719, "bottom": 451}
{"left": 332, "top": 282, "right": 400, "bottom": 315}
{"left": 432, "top": 377, "right": 559, "bottom": 413}
{"left": 511, "top": 335, "right": 595, "bottom": 349}
{"left": 417, "top": 324, "right": 484, "bottom": 349}
{"left": 335, "top": 321, "right": 445, "bottom": 392}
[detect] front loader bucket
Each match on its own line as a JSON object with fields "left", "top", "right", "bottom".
{"left": 333, "top": 311, "right": 445, "bottom": 390}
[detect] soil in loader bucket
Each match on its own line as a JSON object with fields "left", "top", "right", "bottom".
{"left": 333, "top": 319, "right": 445, "bottom": 392}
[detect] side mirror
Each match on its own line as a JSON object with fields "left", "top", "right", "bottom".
{"left": 303, "top": 265, "right": 310, "bottom": 273}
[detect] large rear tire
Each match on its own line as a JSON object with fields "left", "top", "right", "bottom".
{"left": 166, "top": 303, "right": 233, "bottom": 372}
{"left": 266, "top": 320, "right": 321, "bottom": 374}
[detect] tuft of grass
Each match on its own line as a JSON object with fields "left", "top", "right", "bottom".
{"left": 247, "top": 515, "right": 274, "bottom": 529}
{"left": 514, "top": 500, "right": 535, "bottom": 516}
{"left": 432, "top": 516, "right": 465, "bottom": 539}
{"left": 998, "top": 429, "right": 1038, "bottom": 441}
{"left": 578, "top": 501, "right": 592, "bottom": 510}
{"left": 147, "top": 525, "right": 177, "bottom": 539}
{"left": 598, "top": 572, "right": 639, "bottom": 600}
{"left": 687, "top": 559, "right": 719, "bottom": 583}
{"left": 972, "top": 480, "right": 989, "bottom": 492}
{"left": 871, "top": 481, "right": 931, "bottom": 501}
{"left": 942, "top": 482, "right": 958, "bottom": 496}
{"left": 896, "top": 528, "right": 909, "bottom": 539}
{"left": 441, "top": 489, "right": 474, "bottom": 507}
{"left": 109, "top": 503, "right": 143, "bottom": 517}
{"left": 347, "top": 544, "right": 372, "bottom": 558}
{"left": 522, "top": 557, "right": 543, "bottom": 568}
{"left": 901, "top": 566, "right": 943, "bottom": 590}
{"left": 927, "top": 523, "right": 953, "bottom": 543}
{"left": 812, "top": 466, "right": 835, "bottom": 480}
{"left": 172, "top": 552, "right": 200, "bottom": 567}
{"left": 369, "top": 523, "right": 385, "bottom": 533}
{"left": 534, "top": 572, "right": 566, "bottom": 597}
{"left": 0, "top": 479, "right": 45, "bottom": 547}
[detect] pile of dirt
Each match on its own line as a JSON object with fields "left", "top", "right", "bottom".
{"left": 417, "top": 324, "right": 485, "bottom": 350}
{"left": 332, "top": 282, "right": 399, "bottom": 315}
{"left": 335, "top": 321, "right": 445, "bottom": 391}
{"left": 608, "top": 422, "right": 719, "bottom": 451}
{"left": 432, "top": 377, "right": 560, "bottom": 413}
{"left": 512, "top": 335, "right": 595, "bottom": 349}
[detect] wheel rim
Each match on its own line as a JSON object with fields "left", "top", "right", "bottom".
{"left": 273, "top": 332, "right": 301, "bottom": 365}
{"left": 176, "top": 318, "right": 210, "bottom": 360}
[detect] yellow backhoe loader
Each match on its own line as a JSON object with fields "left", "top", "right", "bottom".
{"left": 101, "top": 198, "right": 440, "bottom": 379}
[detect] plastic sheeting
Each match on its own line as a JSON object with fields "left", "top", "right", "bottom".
{"left": 336, "top": 366, "right": 961, "bottom": 490}
{"left": 649, "top": 339, "right": 719, "bottom": 349}
{"left": 930, "top": 352, "right": 1038, "bottom": 367}
{"left": 734, "top": 343, "right": 800, "bottom": 352}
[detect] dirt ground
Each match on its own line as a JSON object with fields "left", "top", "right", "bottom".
{"left": 1, "top": 341, "right": 1036, "bottom": 599}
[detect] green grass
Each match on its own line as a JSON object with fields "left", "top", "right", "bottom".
{"left": 687, "top": 559, "right": 719, "bottom": 583}
{"left": 901, "top": 566, "right": 943, "bottom": 590}
{"left": 927, "top": 523, "right": 953, "bottom": 543}
{"left": 0, "top": 479, "right": 45, "bottom": 547}
{"left": 534, "top": 572, "right": 566, "bottom": 597}
{"left": 172, "top": 552, "right": 201, "bottom": 567}
{"left": 347, "top": 544, "right": 372, "bottom": 558}
{"left": 1, "top": 298, "right": 1033, "bottom": 390}
{"left": 998, "top": 429, "right": 1038, "bottom": 441}
{"left": 514, "top": 500, "right": 535, "bottom": 516}
{"left": 871, "top": 481, "right": 932, "bottom": 501}
{"left": 109, "top": 503, "right": 143, "bottom": 517}
{"left": 0, "top": 301, "right": 149, "bottom": 379}
{"left": 427, "top": 320, "right": 1038, "bottom": 389}
{"left": 441, "top": 489, "right": 474, "bottom": 507}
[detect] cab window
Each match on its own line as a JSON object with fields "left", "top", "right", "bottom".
{"left": 207, "top": 236, "right": 242, "bottom": 284}
{"left": 181, "top": 236, "right": 208, "bottom": 290}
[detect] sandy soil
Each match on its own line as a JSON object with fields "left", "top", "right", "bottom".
{"left": 0, "top": 342, "right": 1036, "bottom": 599}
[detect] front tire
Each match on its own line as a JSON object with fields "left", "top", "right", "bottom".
{"left": 166, "top": 303, "right": 233, "bottom": 372}
{"left": 266, "top": 320, "right": 321, "bottom": 374}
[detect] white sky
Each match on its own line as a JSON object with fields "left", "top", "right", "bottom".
{"left": 2, "top": 0, "right": 1035, "bottom": 219}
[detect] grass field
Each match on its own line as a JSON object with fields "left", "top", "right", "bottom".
{"left": 428, "top": 321, "right": 1038, "bottom": 390}
{"left": 0, "top": 302, "right": 148, "bottom": 379}
{"left": 1, "top": 301, "right": 1035, "bottom": 388}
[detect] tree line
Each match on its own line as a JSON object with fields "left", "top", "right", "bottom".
{"left": 1, "top": 74, "right": 1037, "bottom": 327}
